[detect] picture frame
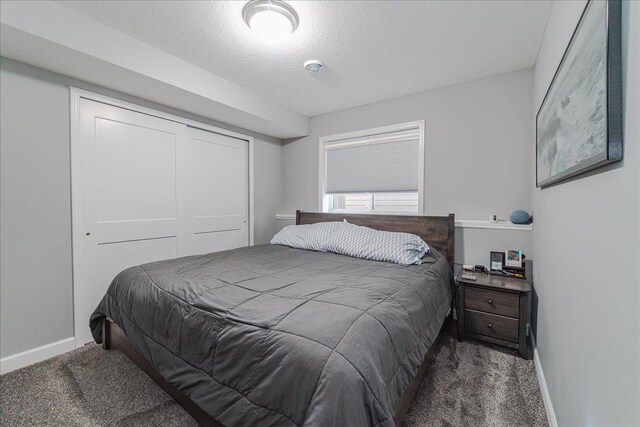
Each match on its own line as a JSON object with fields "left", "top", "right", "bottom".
{"left": 536, "top": 0, "right": 623, "bottom": 188}
{"left": 490, "top": 251, "right": 505, "bottom": 271}
{"left": 505, "top": 250, "right": 522, "bottom": 268}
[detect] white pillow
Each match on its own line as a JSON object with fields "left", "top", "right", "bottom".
{"left": 270, "top": 222, "right": 343, "bottom": 252}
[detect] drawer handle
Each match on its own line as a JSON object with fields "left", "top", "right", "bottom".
{"left": 487, "top": 299, "right": 493, "bottom": 305}
{"left": 487, "top": 323, "right": 493, "bottom": 329}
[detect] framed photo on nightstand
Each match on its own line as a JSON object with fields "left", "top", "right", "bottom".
{"left": 505, "top": 250, "right": 523, "bottom": 268}
{"left": 490, "top": 251, "right": 505, "bottom": 271}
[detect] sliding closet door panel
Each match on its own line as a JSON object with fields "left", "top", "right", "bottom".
{"left": 94, "top": 220, "right": 177, "bottom": 243}
{"left": 96, "top": 237, "right": 177, "bottom": 299}
{"left": 193, "top": 230, "right": 244, "bottom": 255}
{"left": 95, "top": 120, "right": 177, "bottom": 222}
{"left": 189, "top": 127, "right": 248, "bottom": 253}
{"left": 193, "top": 139, "right": 243, "bottom": 217}
{"left": 76, "top": 98, "right": 189, "bottom": 346}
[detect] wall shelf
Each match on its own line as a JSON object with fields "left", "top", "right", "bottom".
{"left": 455, "top": 220, "right": 533, "bottom": 231}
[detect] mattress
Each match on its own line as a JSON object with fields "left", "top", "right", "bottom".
{"left": 90, "top": 243, "right": 452, "bottom": 426}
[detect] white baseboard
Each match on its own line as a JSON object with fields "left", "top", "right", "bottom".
{"left": 531, "top": 335, "right": 558, "bottom": 427}
{"left": 0, "top": 337, "right": 75, "bottom": 375}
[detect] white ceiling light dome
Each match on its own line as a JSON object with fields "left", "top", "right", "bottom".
{"left": 242, "top": 0, "right": 299, "bottom": 40}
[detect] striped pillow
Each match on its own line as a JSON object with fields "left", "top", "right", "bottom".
{"left": 324, "top": 221, "right": 428, "bottom": 265}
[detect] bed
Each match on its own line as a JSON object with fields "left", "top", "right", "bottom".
{"left": 90, "top": 211, "right": 455, "bottom": 426}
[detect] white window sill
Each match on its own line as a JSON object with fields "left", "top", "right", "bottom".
{"left": 275, "top": 214, "right": 532, "bottom": 231}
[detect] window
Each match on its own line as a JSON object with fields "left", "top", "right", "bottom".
{"left": 320, "top": 121, "right": 424, "bottom": 215}
{"left": 329, "top": 193, "right": 419, "bottom": 214}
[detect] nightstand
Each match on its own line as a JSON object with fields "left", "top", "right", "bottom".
{"left": 456, "top": 260, "right": 532, "bottom": 358}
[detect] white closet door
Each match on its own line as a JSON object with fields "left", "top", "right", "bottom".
{"left": 75, "top": 99, "right": 190, "bottom": 346}
{"left": 189, "top": 127, "right": 248, "bottom": 254}
{"left": 74, "top": 99, "right": 250, "bottom": 346}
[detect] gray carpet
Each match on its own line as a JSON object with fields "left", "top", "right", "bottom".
{"left": 403, "top": 323, "right": 547, "bottom": 427}
{"left": 0, "top": 322, "right": 547, "bottom": 426}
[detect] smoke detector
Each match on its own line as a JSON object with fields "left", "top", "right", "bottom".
{"left": 304, "top": 60, "right": 323, "bottom": 74}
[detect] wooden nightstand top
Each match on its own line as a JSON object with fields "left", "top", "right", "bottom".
{"left": 456, "top": 269, "right": 531, "bottom": 293}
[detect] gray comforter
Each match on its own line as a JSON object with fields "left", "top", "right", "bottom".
{"left": 90, "top": 244, "right": 452, "bottom": 427}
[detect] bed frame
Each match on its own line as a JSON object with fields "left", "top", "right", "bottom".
{"left": 103, "top": 211, "right": 455, "bottom": 426}
{"left": 295, "top": 211, "right": 455, "bottom": 267}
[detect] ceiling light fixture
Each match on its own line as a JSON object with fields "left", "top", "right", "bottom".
{"left": 242, "top": 0, "right": 299, "bottom": 40}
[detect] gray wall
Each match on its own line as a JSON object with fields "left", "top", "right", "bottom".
{"left": 0, "top": 58, "right": 284, "bottom": 358}
{"left": 1, "top": 58, "right": 74, "bottom": 357}
{"left": 282, "top": 69, "right": 533, "bottom": 219}
{"left": 455, "top": 227, "right": 531, "bottom": 270}
{"left": 281, "top": 69, "right": 534, "bottom": 267}
{"left": 532, "top": 1, "right": 640, "bottom": 426}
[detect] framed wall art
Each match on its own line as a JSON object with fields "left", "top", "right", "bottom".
{"left": 536, "top": 0, "right": 623, "bottom": 188}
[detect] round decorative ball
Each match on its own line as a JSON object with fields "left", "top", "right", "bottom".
{"left": 510, "top": 210, "right": 531, "bottom": 224}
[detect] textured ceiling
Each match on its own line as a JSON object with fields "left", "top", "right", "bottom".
{"left": 58, "top": 1, "right": 551, "bottom": 117}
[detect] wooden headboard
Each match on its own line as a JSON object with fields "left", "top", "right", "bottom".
{"left": 296, "top": 211, "right": 455, "bottom": 266}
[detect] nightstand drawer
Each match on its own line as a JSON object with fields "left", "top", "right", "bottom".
{"left": 465, "top": 309, "right": 519, "bottom": 343}
{"left": 465, "top": 287, "right": 519, "bottom": 318}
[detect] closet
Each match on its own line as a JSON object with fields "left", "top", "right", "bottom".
{"left": 72, "top": 93, "right": 250, "bottom": 345}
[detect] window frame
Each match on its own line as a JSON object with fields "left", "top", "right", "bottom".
{"left": 327, "top": 192, "right": 420, "bottom": 215}
{"left": 319, "top": 121, "right": 425, "bottom": 215}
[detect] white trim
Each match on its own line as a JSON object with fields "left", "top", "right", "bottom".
{"left": 0, "top": 337, "right": 75, "bottom": 374}
{"left": 319, "top": 134, "right": 325, "bottom": 211}
{"left": 319, "top": 121, "right": 424, "bottom": 145}
{"left": 531, "top": 334, "right": 558, "bottom": 427}
{"left": 318, "top": 121, "right": 425, "bottom": 214}
{"left": 324, "top": 130, "right": 421, "bottom": 149}
{"left": 70, "top": 88, "right": 255, "bottom": 348}
{"left": 70, "top": 88, "right": 82, "bottom": 348}
{"left": 70, "top": 88, "right": 254, "bottom": 142}
{"left": 455, "top": 220, "right": 533, "bottom": 231}
{"left": 417, "top": 122, "right": 425, "bottom": 215}
{"left": 248, "top": 136, "right": 255, "bottom": 246}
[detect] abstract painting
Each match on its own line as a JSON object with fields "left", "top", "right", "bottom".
{"left": 536, "top": 0, "right": 623, "bottom": 188}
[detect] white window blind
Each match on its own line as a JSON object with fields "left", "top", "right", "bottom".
{"left": 324, "top": 129, "right": 420, "bottom": 194}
